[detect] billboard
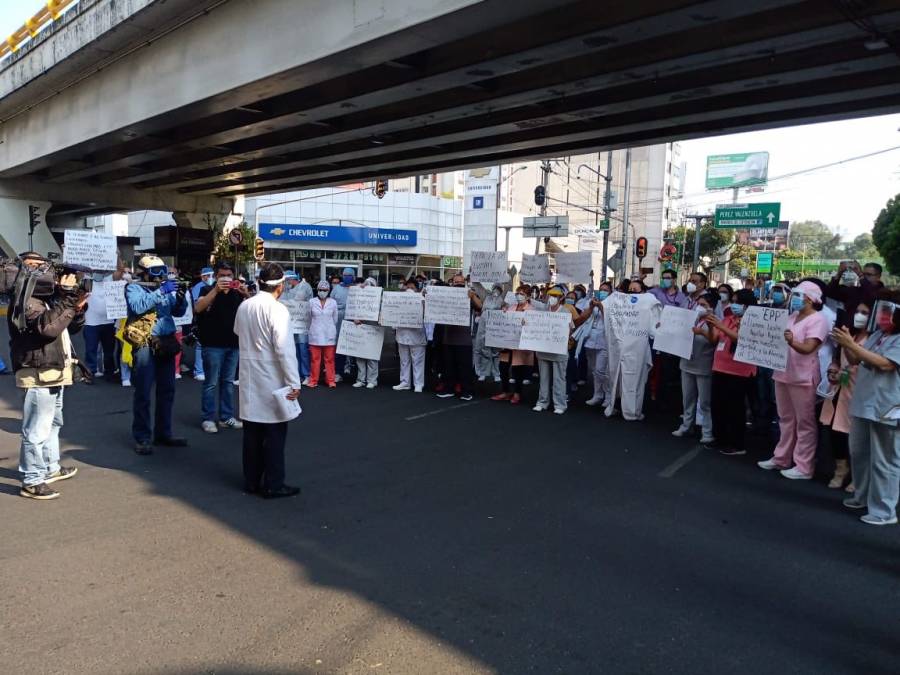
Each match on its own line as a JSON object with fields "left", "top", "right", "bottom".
{"left": 737, "top": 221, "right": 790, "bottom": 251}
{"left": 706, "top": 152, "right": 769, "bottom": 189}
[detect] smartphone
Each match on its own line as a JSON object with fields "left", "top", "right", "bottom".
{"left": 229, "top": 280, "right": 241, "bottom": 290}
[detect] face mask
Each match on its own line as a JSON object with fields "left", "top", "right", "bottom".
{"left": 719, "top": 292, "right": 730, "bottom": 303}
{"left": 696, "top": 306, "right": 708, "bottom": 316}
{"left": 772, "top": 291, "right": 785, "bottom": 305}
{"left": 841, "top": 272, "right": 858, "bottom": 287}
{"left": 853, "top": 313, "right": 869, "bottom": 329}
{"left": 730, "top": 304, "right": 745, "bottom": 317}
{"left": 342, "top": 275, "right": 354, "bottom": 285}
{"left": 685, "top": 282, "right": 697, "bottom": 294}
{"left": 565, "top": 298, "right": 576, "bottom": 305}
{"left": 515, "top": 293, "right": 527, "bottom": 304}
{"left": 318, "top": 290, "right": 329, "bottom": 299}
{"left": 575, "top": 290, "right": 584, "bottom": 299}
{"left": 660, "top": 279, "right": 673, "bottom": 289}
{"left": 331, "top": 281, "right": 339, "bottom": 288}
{"left": 548, "top": 296, "right": 560, "bottom": 307}
{"left": 205, "top": 277, "right": 215, "bottom": 286}
{"left": 790, "top": 295, "right": 805, "bottom": 312}
{"left": 595, "top": 291, "right": 609, "bottom": 301}
{"left": 416, "top": 282, "right": 424, "bottom": 290}
{"left": 406, "top": 288, "right": 416, "bottom": 293}
{"left": 753, "top": 289, "right": 761, "bottom": 299}
{"left": 492, "top": 289, "right": 501, "bottom": 298}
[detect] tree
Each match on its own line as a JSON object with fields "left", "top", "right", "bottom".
{"left": 787, "top": 220, "right": 842, "bottom": 259}
{"left": 872, "top": 195, "right": 900, "bottom": 275}
{"left": 670, "top": 219, "right": 733, "bottom": 267}
{"left": 843, "top": 232, "right": 881, "bottom": 262}
{"left": 212, "top": 222, "right": 257, "bottom": 274}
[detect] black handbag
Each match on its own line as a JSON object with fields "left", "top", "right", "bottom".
{"left": 149, "top": 333, "right": 182, "bottom": 359}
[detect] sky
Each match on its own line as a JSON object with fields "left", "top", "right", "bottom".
{"left": 0, "top": 2, "right": 898, "bottom": 241}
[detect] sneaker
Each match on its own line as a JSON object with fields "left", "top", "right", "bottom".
{"left": 219, "top": 418, "right": 243, "bottom": 430}
{"left": 842, "top": 498, "right": 866, "bottom": 510}
{"left": 532, "top": 404, "right": 547, "bottom": 412}
{"left": 175, "top": 373, "right": 182, "bottom": 380}
{"left": 757, "top": 459, "right": 782, "bottom": 470}
{"left": 194, "top": 374, "right": 206, "bottom": 382}
{"left": 232, "top": 379, "right": 239, "bottom": 386}
{"left": 20, "top": 483, "right": 59, "bottom": 500}
{"left": 523, "top": 379, "right": 531, "bottom": 385}
{"left": 134, "top": 442, "right": 153, "bottom": 455}
{"left": 352, "top": 381, "right": 366, "bottom": 388}
{"left": 671, "top": 428, "right": 688, "bottom": 438}
{"left": 780, "top": 467, "right": 812, "bottom": 480}
{"left": 585, "top": 396, "right": 604, "bottom": 407}
{"left": 302, "top": 378, "right": 311, "bottom": 387}
{"left": 493, "top": 377, "right": 502, "bottom": 383}
{"left": 576, "top": 380, "right": 586, "bottom": 386}
{"left": 436, "top": 392, "right": 455, "bottom": 399}
{"left": 122, "top": 379, "right": 131, "bottom": 387}
{"left": 491, "top": 393, "right": 510, "bottom": 401}
{"left": 45, "top": 466, "right": 78, "bottom": 484}
{"left": 553, "top": 408, "right": 566, "bottom": 415}
{"left": 414, "top": 387, "right": 423, "bottom": 393}
{"left": 510, "top": 394, "right": 521, "bottom": 405}
{"left": 477, "top": 375, "right": 486, "bottom": 382}
{"left": 366, "top": 383, "right": 377, "bottom": 389}
{"left": 201, "top": 421, "right": 218, "bottom": 433}
{"left": 700, "top": 437, "right": 715, "bottom": 445}
{"left": 334, "top": 375, "right": 343, "bottom": 383}
{"left": 860, "top": 514, "right": 898, "bottom": 526}
{"left": 719, "top": 448, "right": 747, "bottom": 457}
{"left": 459, "top": 393, "right": 474, "bottom": 402}
{"left": 94, "top": 371, "right": 104, "bottom": 378}
{"left": 393, "top": 383, "right": 411, "bottom": 391}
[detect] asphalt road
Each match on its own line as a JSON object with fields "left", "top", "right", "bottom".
{"left": 0, "top": 337, "right": 898, "bottom": 674}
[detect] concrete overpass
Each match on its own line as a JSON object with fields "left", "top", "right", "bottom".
{"left": 0, "top": 0, "right": 899, "bottom": 226}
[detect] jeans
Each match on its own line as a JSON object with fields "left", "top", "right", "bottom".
{"left": 243, "top": 420, "right": 288, "bottom": 491}
{"left": 19, "top": 386, "right": 64, "bottom": 485}
{"left": 83, "top": 323, "right": 116, "bottom": 375}
{"left": 131, "top": 345, "right": 177, "bottom": 444}
{"left": 194, "top": 342, "right": 205, "bottom": 377}
{"left": 201, "top": 347, "right": 239, "bottom": 422}
{"left": 295, "top": 334, "right": 310, "bottom": 379}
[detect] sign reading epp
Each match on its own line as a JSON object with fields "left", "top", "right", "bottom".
{"left": 260, "top": 223, "right": 417, "bottom": 247}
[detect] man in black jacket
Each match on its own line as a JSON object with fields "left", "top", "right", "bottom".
{"left": 9, "top": 253, "right": 87, "bottom": 500}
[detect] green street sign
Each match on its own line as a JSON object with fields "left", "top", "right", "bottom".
{"left": 756, "top": 251, "right": 774, "bottom": 274}
{"left": 714, "top": 202, "right": 781, "bottom": 229}
{"left": 598, "top": 218, "right": 610, "bottom": 231}
{"left": 706, "top": 152, "right": 769, "bottom": 189}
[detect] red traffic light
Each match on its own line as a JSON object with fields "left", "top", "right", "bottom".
{"left": 635, "top": 236, "right": 649, "bottom": 259}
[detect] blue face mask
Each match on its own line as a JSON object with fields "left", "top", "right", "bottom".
{"left": 790, "top": 295, "right": 805, "bottom": 312}
{"left": 565, "top": 298, "right": 576, "bottom": 305}
{"left": 595, "top": 290, "right": 609, "bottom": 301}
{"left": 661, "top": 279, "right": 673, "bottom": 289}
{"left": 772, "top": 291, "right": 785, "bottom": 305}
{"left": 342, "top": 275, "right": 354, "bottom": 285}
{"left": 205, "top": 277, "right": 214, "bottom": 287}
{"left": 730, "top": 303, "right": 745, "bottom": 317}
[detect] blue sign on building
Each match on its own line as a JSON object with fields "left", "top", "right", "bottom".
{"left": 259, "top": 223, "right": 417, "bottom": 247}
{"left": 472, "top": 196, "right": 484, "bottom": 209}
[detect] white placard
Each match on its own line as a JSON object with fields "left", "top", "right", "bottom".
{"left": 62, "top": 230, "right": 117, "bottom": 270}
{"left": 103, "top": 280, "right": 128, "bottom": 320}
{"left": 380, "top": 292, "right": 424, "bottom": 328}
{"left": 653, "top": 306, "right": 699, "bottom": 360}
{"left": 469, "top": 251, "right": 509, "bottom": 284}
{"left": 554, "top": 251, "right": 593, "bottom": 284}
{"left": 272, "top": 386, "right": 301, "bottom": 421}
{"left": 484, "top": 310, "right": 525, "bottom": 350}
{"left": 521, "top": 254, "right": 551, "bottom": 284}
{"left": 173, "top": 300, "right": 193, "bottom": 327}
{"left": 336, "top": 320, "right": 385, "bottom": 361}
{"left": 345, "top": 286, "right": 383, "bottom": 321}
{"left": 280, "top": 298, "right": 310, "bottom": 334}
{"left": 424, "top": 286, "right": 471, "bottom": 326}
{"left": 734, "top": 306, "right": 790, "bottom": 371}
{"left": 519, "top": 310, "right": 571, "bottom": 355}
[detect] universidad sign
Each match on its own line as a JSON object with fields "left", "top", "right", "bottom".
{"left": 259, "top": 223, "right": 417, "bottom": 247}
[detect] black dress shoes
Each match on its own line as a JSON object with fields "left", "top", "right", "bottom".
{"left": 262, "top": 485, "right": 301, "bottom": 499}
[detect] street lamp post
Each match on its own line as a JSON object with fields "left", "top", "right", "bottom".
{"left": 497, "top": 164, "right": 529, "bottom": 253}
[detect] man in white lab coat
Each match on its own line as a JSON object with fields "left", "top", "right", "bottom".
{"left": 233, "top": 263, "right": 302, "bottom": 498}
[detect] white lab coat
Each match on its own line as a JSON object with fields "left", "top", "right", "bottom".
{"left": 234, "top": 292, "right": 301, "bottom": 424}
{"left": 309, "top": 297, "right": 339, "bottom": 346}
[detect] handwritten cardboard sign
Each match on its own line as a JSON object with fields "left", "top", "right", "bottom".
{"left": 519, "top": 310, "right": 571, "bottom": 355}
{"left": 520, "top": 254, "right": 551, "bottom": 284}
{"left": 734, "top": 306, "right": 790, "bottom": 371}
{"left": 653, "top": 305, "right": 699, "bottom": 360}
{"left": 63, "top": 230, "right": 117, "bottom": 270}
{"left": 380, "top": 292, "right": 424, "bottom": 328}
{"left": 336, "top": 320, "right": 385, "bottom": 361}
{"left": 103, "top": 280, "right": 128, "bottom": 320}
{"left": 424, "top": 286, "right": 470, "bottom": 326}
{"left": 280, "top": 298, "right": 311, "bottom": 334}
{"left": 484, "top": 310, "right": 525, "bottom": 350}
{"left": 469, "top": 251, "right": 509, "bottom": 285}
{"left": 554, "top": 251, "right": 593, "bottom": 284}
{"left": 345, "top": 286, "right": 383, "bottom": 322}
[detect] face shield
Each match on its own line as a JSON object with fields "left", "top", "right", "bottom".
{"left": 871, "top": 300, "right": 898, "bottom": 333}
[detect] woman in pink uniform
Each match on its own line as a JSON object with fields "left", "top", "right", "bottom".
{"left": 758, "top": 281, "right": 830, "bottom": 479}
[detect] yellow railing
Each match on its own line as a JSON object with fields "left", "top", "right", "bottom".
{"left": 0, "top": 1, "right": 72, "bottom": 59}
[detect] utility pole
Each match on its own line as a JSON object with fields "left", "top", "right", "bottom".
{"left": 620, "top": 148, "right": 632, "bottom": 280}
{"left": 601, "top": 151, "right": 612, "bottom": 282}
{"left": 535, "top": 160, "right": 551, "bottom": 254}
{"left": 683, "top": 213, "right": 708, "bottom": 272}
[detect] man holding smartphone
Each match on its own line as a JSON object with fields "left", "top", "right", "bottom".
{"left": 194, "top": 262, "right": 249, "bottom": 433}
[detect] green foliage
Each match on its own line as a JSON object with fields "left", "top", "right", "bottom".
{"left": 842, "top": 232, "right": 880, "bottom": 262}
{"left": 212, "top": 222, "right": 256, "bottom": 272}
{"left": 787, "top": 220, "right": 842, "bottom": 259}
{"left": 727, "top": 242, "right": 758, "bottom": 277}
{"left": 670, "top": 220, "right": 733, "bottom": 265}
{"left": 872, "top": 195, "right": 900, "bottom": 276}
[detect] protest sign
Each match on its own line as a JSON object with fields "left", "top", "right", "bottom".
{"left": 379, "top": 292, "right": 424, "bottom": 328}
{"left": 519, "top": 310, "right": 571, "bottom": 355}
{"left": 554, "top": 251, "right": 593, "bottom": 284}
{"left": 470, "top": 251, "right": 509, "bottom": 284}
{"left": 336, "top": 320, "right": 385, "bottom": 361}
{"left": 345, "top": 286, "right": 383, "bottom": 321}
{"left": 424, "top": 286, "right": 470, "bottom": 326}
{"left": 484, "top": 310, "right": 525, "bottom": 350}
{"left": 653, "top": 305, "right": 698, "bottom": 360}
{"left": 603, "top": 292, "right": 657, "bottom": 342}
{"left": 103, "top": 280, "right": 128, "bottom": 320}
{"left": 520, "top": 254, "right": 551, "bottom": 284}
{"left": 63, "top": 230, "right": 117, "bottom": 270}
{"left": 735, "top": 306, "right": 790, "bottom": 370}
{"left": 280, "top": 298, "right": 310, "bottom": 334}
{"left": 173, "top": 300, "right": 193, "bottom": 327}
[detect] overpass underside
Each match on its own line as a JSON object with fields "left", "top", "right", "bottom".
{"left": 1, "top": 0, "right": 899, "bottom": 214}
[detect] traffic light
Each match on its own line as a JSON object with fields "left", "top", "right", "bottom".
{"left": 254, "top": 237, "right": 265, "bottom": 262}
{"left": 533, "top": 185, "right": 546, "bottom": 206}
{"left": 28, "top": 205, "right": 40, "bottom": 233}
{"left": 635, "top": 236, "right": 648, "bottom": 259}
{"left": 373, "top": 178, "right": 388, "bottom": 199}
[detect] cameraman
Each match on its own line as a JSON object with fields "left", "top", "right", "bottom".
{"left": 194, "top": 262, "right": 247, "bottom": 433}
{"left": 125, "top": 255, "right": 188, "bottom": 455}
{"left": 10, "top": 252, "right": 87, "bottom": 500}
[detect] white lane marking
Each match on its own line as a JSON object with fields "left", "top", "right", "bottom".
{"left": 405, "top": 400, "right": 482, "bottom": 421}
{"left": 658, "top": 446, "right": 703, "bottom": 478}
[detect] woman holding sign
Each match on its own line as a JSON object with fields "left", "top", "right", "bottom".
{"left": 758, "top": 281, "right": 829, "bottom": 480}
{"left": 673, "top": 291, "right": 718, "bottom": 444}
{"left": 308, "top": 280, "right": 339, "bottom": 388}
{"left": 393, "top": 280, "right": 427, "bottom": 393}
{"left": 492, "top": 284, "right": 534, "bottom": 405}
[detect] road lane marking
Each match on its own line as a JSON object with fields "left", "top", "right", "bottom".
{"left": 658, "top": 446, "right": 703, "bottom": 478}
{"left": 405, "top": 400, "right": 482, "bottom": 421}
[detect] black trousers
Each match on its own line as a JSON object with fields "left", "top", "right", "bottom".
{"left": 499, "top": 360, "right": 529, "bottom": 394}
{"left": 711, "top": 372, "right": 752, "bottom": 450}
{"left": 443, "top": 344, "right": 474, "bottom": 395}
{"left": 242, "top": 420, "right": 288, "bottom": 491}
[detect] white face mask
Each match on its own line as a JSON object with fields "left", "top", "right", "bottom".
{"left": 547, "top": 296, "right": 560, "bottom": 307}
{"left": 686, "top": 282, "right": 697, "bottom": 294}
{"left": 853, "top": 312, "right": 869, "bottom": 329}
{"left": 492, "top": 289, "right": 501, "bottom": 298}
{"left": 317, "top": 290, "right": 329, "bottom": 299}
{"left": 515, "top": 293, "right": 527, "bottom": 304}
{"left": 696, "top": 306, "right": 708, "bottom": 316}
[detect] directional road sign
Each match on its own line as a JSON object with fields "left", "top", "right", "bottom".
{"left": 523, "top": 215, "right": 569, "bottom": 238}
{"left": 714, "top": 203, "right": 781, "bottom": 229}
